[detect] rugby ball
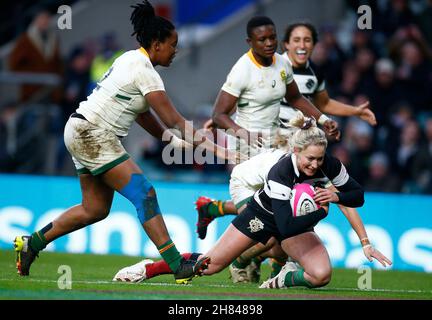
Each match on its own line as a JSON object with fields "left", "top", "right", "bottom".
{"left": 290, "top": 183, "right": 320, "bottom": 217}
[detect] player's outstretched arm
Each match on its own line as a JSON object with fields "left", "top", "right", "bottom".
{"left": 312, "top": 90, "right": 377, "bottom": 126}
{"left": 145, "top": 90, "right": 236, "bottom": 162}
{"left": 336, "top": 203, "right": 392, "bottom": 267}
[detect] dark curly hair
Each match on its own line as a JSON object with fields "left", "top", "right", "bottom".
{"left": 130, "top": 1, "right": 175, "bottom": 49}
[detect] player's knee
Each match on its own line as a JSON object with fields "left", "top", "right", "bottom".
{"left": 308, "top": 266, "right": 332, "bottom": 287}
{"left": 118, "top": 174, "right": 161, "bottom": 224}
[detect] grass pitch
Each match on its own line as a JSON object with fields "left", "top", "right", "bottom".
{"left": 0, "top": 250, "right": 431, "bottom": 300}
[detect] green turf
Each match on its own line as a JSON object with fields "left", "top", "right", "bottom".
{"left": 0, "top": 250, "right": 431, "bottom": 300}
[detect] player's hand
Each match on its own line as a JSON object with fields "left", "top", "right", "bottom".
{"left": 239, "top": 131, "right": 269, "bottom": 150}
{"left": 314, "top": 187, "right": 339, "bottom": 205}
{"left": 168, "top": 135, "right": 194, "bottom": 149}
{"left": 214, "top": 146, "right": 245, "bottom": 164}
{"left": 323, "top": 119, "right": 341, "bottom": 142}
{"left": 357, "top": 101, "right": 377, "bottom": 126}
{"left": 363, "top": 245, "right": 393, "bottom": 267}
{"left": 203, "top": 118, "right": 216, "bottom": 131}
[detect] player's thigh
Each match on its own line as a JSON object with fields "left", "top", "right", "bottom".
{"left": 80, "top": 173, "right": 115, "bottom": 215}
{"left": 101, "top": 158, "right": 143, "bottom": 191}
{"left": 281, "top": 232, "right": 331, "bottom": 274}
{"left": 205, "top": 224, "right": 256, "bottom": 270}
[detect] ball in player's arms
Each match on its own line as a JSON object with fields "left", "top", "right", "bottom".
{"left": 290, "top": 183, "right": 320, "bottom": 217}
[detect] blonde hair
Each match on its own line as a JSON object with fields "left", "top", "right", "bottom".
{"left": 288, "top": 111, "right": 327, "bottom": 151}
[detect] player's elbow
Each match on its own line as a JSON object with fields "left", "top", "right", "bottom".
{"left": 212, "top": 112, "right": 224, "bottom": 127}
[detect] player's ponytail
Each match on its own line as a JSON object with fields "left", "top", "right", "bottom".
{"left": 289, "top": 112, "right": 327, "bottom": 151}
{"left": 130, "top": 1, "right": 175, "bottom": 49}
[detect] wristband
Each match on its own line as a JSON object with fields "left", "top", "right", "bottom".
{"left": 318, "top": 114, "right": 331, "bottom": 126}
{"left": 362, "top": 244, "right": 372, "bottom": 250}
{"left": 360, "top": 237, "right": 370, "bottom": 246}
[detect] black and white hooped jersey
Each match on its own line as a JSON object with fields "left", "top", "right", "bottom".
{"left": 253, "top": 152, "right": 364, "bottom": 216}
{"left": 279, "top": 53, "right": 326, "bottom": 122}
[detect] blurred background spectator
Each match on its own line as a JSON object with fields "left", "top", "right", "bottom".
{"left": 8, "top": 8, "right": 63, "bottom": 104}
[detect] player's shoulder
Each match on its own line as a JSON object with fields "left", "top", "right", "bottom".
{"left": 308, "top": 60, "right": 325, "bottom": 79}
{"left": 268, "top": 152, "right": 294, "bottom": 179}
{"left": 321, "top": 152, "right": 342, "bottom": 172}
{"left": 235, "top": 52, "right": 253, "bottom": 67}
{"left": 116, "top": 49, "right": 152, "bottom": 69}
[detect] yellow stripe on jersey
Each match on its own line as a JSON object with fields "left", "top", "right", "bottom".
{"left": 139, "top": 47, "right": 150, "bottom": 57}
{"left": 247, "top": 49, "right": 275, "bottom": 68}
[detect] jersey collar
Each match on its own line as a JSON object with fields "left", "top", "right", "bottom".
{"left": 291, "top": 153, "right": 300, "bottom": 177}
{"left": 139, "top": 47, "right": 150, "bottom": 58}
{"left": 247, "top": 49, "right": 275, "bottom": 68}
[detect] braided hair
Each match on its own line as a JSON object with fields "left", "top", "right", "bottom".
{"left": 130, "top": 1, "right": 175, "bottom": 49}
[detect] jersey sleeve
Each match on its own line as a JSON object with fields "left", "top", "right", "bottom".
{"left": 134, "top": 61, "right": 165, "bottom": 96}
{"left": 284, "top": 61, "right": 294, "bottom": 85}
{"left": 323, "top": 154, "right": 365, "bottom": 207}
{"left": 310, "top": 61, "right": 326, "bottom": 92}
{"left": 221, "top": 58, "right": 249, "bottom": 98}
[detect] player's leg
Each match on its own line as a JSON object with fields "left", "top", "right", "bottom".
{"left": 113, "top": 252, "right": 200, "bottom": 282}
{"left": 204, "top": 202, "right": 274, "bottom": 277}
{"left": 103, "top": 159, "right": 209, "bottom": 283}
{"left": 261, "top": 231, "right": 331, "bottom": 289}
{"left": 201, "top": 224, "right": 257, "bottom": 275}
{"left": 195, "top": 176, "right": 253, "bottom": 240}
{"left": 229, "top": 238, "right": 275, "bottom": 283}
{"left": 195, "top": 197, "right": 238, "bottom": 240}
{"left": 14, "top": 173, "right": 114, "bottom": 276}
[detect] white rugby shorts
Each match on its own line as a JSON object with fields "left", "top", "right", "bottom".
{"left": 64, "top": 117, "right": 129, "bottom": 175}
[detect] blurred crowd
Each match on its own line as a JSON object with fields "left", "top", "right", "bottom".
{"left": 1, "top": 0, "right": 432, "bottom": 194}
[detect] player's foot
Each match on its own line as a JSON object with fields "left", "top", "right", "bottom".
{"left": 195, "top": 196, "right": 215, "bottom": 240}
{"left": 113, "top": 259, "right": 154, "bottom": 283}
{"left": 259, "top": 262, "right": 298, "bottom": 289}
{"left": 174, "top": 256, "right": 210, "bottom": 284}
{"left": 14, "top": 236, "right": 38, "bottom": 276}
{"left": 246, "top": 258, "right": 262, "bottom": 283}
{"left": 229, "top": 263, "right": 249, "bottom": 283}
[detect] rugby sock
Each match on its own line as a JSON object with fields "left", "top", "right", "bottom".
{"left": 157, "top": 240, "right": 182, "bottom": 273}
{"left": 146, "top": 253, "right": 193, "bottom": 278}
{"left": 232, "top": 256, "right": 251, "bottom": 269}
{"left": 30, "top": 223, "right": 52, "bottom": 252}
{"left": 207, "top": 201, "right": 236, "bottom": 217}
{"left": 284, "top": 269, "right": 314, "bottom": 288}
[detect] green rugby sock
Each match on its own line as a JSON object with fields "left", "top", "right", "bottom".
{"left": 157, "top": 240, "right": 182, "bottom": 272}
{"left": 207, "top": 201, "right": 225, "bottom": 217}
{"left": 284, "top": 269, "right": 314, "bottom": 288}
{"left": 30, "top": 223, "right": 52, "bottom": 252}
{"left": 232, "top": 257, "right": 250, "bottom": 269}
